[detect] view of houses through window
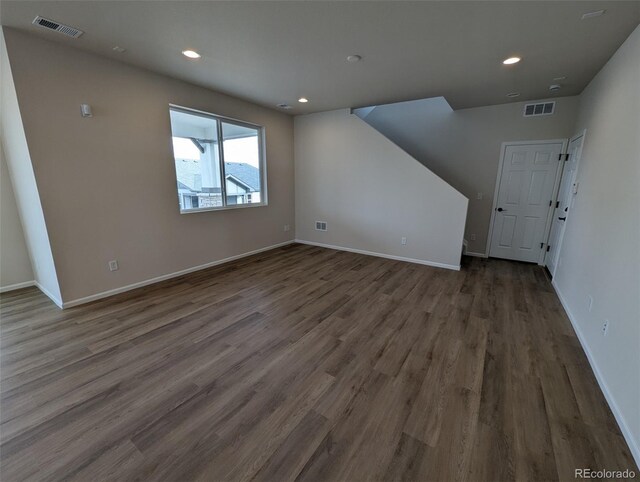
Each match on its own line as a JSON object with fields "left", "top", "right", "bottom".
{"left": 169, "top": 107, "right": 264, "bottom": 212}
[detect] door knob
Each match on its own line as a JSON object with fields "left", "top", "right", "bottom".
{"left": 558, "top": 217, "right": 567, "bottom": 221}
{"left": 497, "top": 207, "right": 507, "bottom": 212}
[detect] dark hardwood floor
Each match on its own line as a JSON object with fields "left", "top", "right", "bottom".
{"left": 0, "top": 243, "right": 637, "bottom": 481}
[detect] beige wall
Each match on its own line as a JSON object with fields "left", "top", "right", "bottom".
{"left": 1, "top": 31, "right": 61, "bottom": 302}
{"left": 0, "top": 145, "right": 33, "bottom": 290}
{"left": 554, "top": 26, "right": 640, "bottom": 462}
{"left": 295, "top": 109, "right": 468, "bottom": 269}
{"left": 363, "top": 95, "right": 579, "bottom": 254}
{"left": 3, "top": 29, "right": 294, "bottom": 303}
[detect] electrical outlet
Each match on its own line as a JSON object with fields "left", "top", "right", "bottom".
{"left": 470, "top": 234, "right": 476, "bottom": 241}
{"left": 283, "top": 224, "right": 290, "bottom": 232}
{"left": 401, "top": 237, "right": 407, "bottom": 245}
{"left": 108, "top": 260, "right": 119, "bottom": 272}
{"left": 587, "top": 295, "right": 593, "bottom": 312}
{"left": 602, "top": 319, "right": 609, "bottom": 336}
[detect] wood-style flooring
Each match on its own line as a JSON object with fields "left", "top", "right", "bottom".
{"left": 0, "top": 244, "right": 637, "bottom": 481}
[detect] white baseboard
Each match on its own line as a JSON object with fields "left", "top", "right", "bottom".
{"left": 295, "top": 239, "right": 460, "bottom": 271}
{"left": 62, "top": 240, "right": 295, "bottom": 309}
{"left": 552, "top": 279, "right": 640, "bottom": 467}
{"left": 35, "top": 281, "right": 63, "bottom": 309}
{"left": 464, "top": 251, "right": 488, "bottom": 258}
{"left": 0, "top": 280, "right": 35, "bottom": 293}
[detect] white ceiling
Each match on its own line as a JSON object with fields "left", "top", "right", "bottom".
{"left": 1, "top": 1, "right": 638, "bottom": 114}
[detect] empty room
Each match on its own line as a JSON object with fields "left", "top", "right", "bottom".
{"left": 0, "top": 1, "right": 639, "bottom": 480}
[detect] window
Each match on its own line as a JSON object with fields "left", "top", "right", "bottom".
{"left": 169, "top": 106, "right": 266, "bottom": 213}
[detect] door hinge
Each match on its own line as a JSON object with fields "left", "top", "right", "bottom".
{"left": 549, "top": 200, "right": 552, "bottom": 207}
{"left": 546, "top": 245, "right": 551, "bottom": 252}
{"left": 556, "top": 201, "right": 560, "bottom": 208}
{"left": 540, "top": 242, "right": 544, "bottom": 249}
{"left": 565, "top": 153, "right": 570, "bottom": 161}
{"left": 558, "top": 153, "right": 563, "bottom": 161}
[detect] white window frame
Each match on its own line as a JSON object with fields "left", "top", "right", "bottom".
{"left": 169, "top": 104, "right": 268, "bottom": 214}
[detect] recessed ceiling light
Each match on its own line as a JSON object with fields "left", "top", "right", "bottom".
{"left": 276, "top": 103, "right": 292, "bottom": 110}
{"left": 581, "top": 10, "right": 605, "bottom": 20}
{"left": 182, "top": 49, "right": 201, "bottom": 59}
{"left": 506, "top": 92, "right": 521, "bottom": 98}
{"left": 553, "top": 76, "right": 567, "bottom": 81}
{"left": 549, "top": 84, "right": 562, "bottom": 92}
{"left": 112, "top": 46, "right": 126, "bottom": 53}
{"left": 346, "top": 55, "right": 362, "bottom": 63}
{"left": 503, "top": 57, "right": 521, "bottom": 65}
{"left": 298, "top": 97, "right": 309, "bottom": 103}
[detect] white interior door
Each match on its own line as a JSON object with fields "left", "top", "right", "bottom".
{"left": 545, "top": 133, "right": 584, "bottom": 276}
{"left": 489, "top": 142, "right": 564, "bottom": 263}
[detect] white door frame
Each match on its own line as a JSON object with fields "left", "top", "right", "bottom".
{"left": 544, "top": 129, "right": 587, "bottom": 276}
{"left": 486, "top": 138, "right": 568, "bottom": 265}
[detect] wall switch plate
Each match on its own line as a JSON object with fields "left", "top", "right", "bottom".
{"left": 470, "top": 234, "right": 476, "bottom": 241}
{"left": 602, "top": 319, "right": 609, "bottom": 336}
{"left": 283, "top": 224, "right": 290, "bottom": 232}
{"left": 587, "top": 295, "right": 593, "bottom": 312}
{"left": 477, "top": 192, "right": 483, "bottom": 200}
{"left": 401, "top": 237, "right": 407, "bottom": 245}
{"left": 108, "top": 260, "right": 119, "bottom": 272}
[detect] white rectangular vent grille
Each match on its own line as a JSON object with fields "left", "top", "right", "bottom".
{"left": 315, "top": 221, "right": 327, "bottom": 231}
{"left": 523, "top": 102, "right": 555, "bottom": 117}
{"left": 32, "top": 16, "right": 84, "bottom": 38}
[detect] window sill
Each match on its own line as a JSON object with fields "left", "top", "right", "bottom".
{"left": 179, "top": 202, "right": 268, "bottom": 214}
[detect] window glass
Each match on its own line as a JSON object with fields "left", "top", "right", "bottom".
{"left": 169, "top": 107, "right": 265, "bottom": 212}
{"left": 222, "top": 122, "right": 262, "bottom": 205}
{"left": 170, "top": 109, "right": 223, "bottom": 211}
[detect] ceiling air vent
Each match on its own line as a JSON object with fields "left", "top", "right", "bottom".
{"left": 523, "top": 102, "right": 555, "bottom": 117}
{"left": 32, "top": 16, "right": 84, "bottom": 38}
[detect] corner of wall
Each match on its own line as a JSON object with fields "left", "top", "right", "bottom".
{"left": 0, "top": 143, "right": 34, "bottom": 289}
{"left": 294, "top": 108, "right": 467, "bottom": 269}
{"left": 1, "top": 28, "right": 63, "bottom": 305}
{"left": 552, "top": 25, "right": 640, "bottom": 467}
